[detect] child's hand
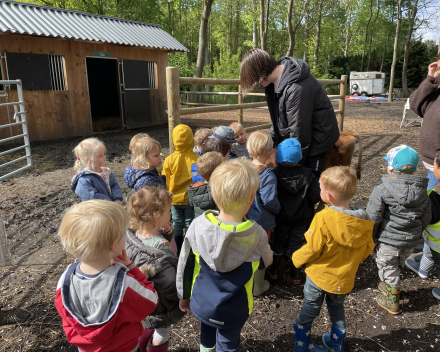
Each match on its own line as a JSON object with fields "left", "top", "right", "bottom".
{"left": 179, "top": 299, "right": 191, "bottom": 312}
{"left": 160, "top": 224, "right": 172, "bottom": 234}
{"left": 113, "top": 249, "right": 132, "bottom": 267}
{"left": 428, "top": 62, "right": 439, "bottom": 78}
{"left": 434, "top": 184, "right": 440, "bottom": 194}
{"left": 115, "top": 200, "right": 123, "bottom": 206}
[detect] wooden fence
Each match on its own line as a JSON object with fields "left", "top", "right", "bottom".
{"left": 166, "top": 67, "right": 347, "bottom": 152}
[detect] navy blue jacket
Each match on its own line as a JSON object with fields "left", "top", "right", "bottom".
{"left": 124, "top": 165, "right": 166, "bottom": 193}
{"left": 71, "top": 170, "right": 123, "bottom": 202}
{"left": 246, "top": 167, "right": 281, "bottom": 230}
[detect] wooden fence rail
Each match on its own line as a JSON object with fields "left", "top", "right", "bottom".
{"left": 166, "top": 67, "right": 347, "bottom": 153}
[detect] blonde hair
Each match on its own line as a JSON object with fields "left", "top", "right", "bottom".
{"left": 197, "top": 152, "right": 223, "bottom": 180}
{"left": 320, "top": 166, "right": 357, "bottom": 201}
{"left": 127, "top": 187, "right": 173, "bottom": 230}
{"left": 210, "top": 159, "right": 260, "bottom": 212}
{"left": 392, "top": 164, "right": 416, "bottom": 175}
{"left": 129, "top": 133, "right": 150, "bottom": 151}
{"left": 194, "top": 128, "right": 213, "bottom": 147}
{"left": 58, "top": 200, "right": 129, "bottom": 262}
{"left": 229, "top": 122, "right": 244, "bottom": 132}
{"left": 131, "top": 137, "right": 162, "bottom": 170}
{"left": 247, "top": 130, "right": 273, "bottom": 158}
{"left": 73, "top": 138, "right": 106, "bottom": 172}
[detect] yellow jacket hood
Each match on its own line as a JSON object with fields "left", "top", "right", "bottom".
{"left": 292, "top": 207, "right": 375, "bottom": 294}
{"left": 173, "top": 124, "right": 194, "bottom": 153}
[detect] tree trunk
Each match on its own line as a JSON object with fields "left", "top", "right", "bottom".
{"left": 228, "top": 1, "right": 233, "bottom": 52}
{"left": 344, "top": 3, "right": 352, "bottom": 57}
{"left": 303, "top": 10, "right": 309, "bottom": 62}
{"left": 233, "top": 0, "right": 240, "bottom": 55}
{"left": 253, "top": 0, "right": 258, "bottom": 48}
{"left": 380, "top": 3, "right": 395, "bottom": 72}
{"left": 168, "top": 1, "right": 173, "bottom": 35}
{"left": 191, "top": 0, "right": 215, "bottom": 95}
{"left": 313, "top": 0, "right": 324, "bottom": 70}
{"left": 286, "top": 0, "right": 295, "bottom": 56}
{"left": 367, "top": 0, "right": 381, "bottom": 71}
{"left": 402, "top": 0, "right": 419, "bottom": 95}
{"left": 388, "top": 0, "right": 402, "bottom": 103}
{"left": 260, "top": 0, "right": 270, "bottom": 51}
{"left": 361, "top": 0, "right": 374, "bottom": 71}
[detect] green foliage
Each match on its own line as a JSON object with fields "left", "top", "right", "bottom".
{"left": 212, "top": 51, "right": 242, "bottom": 91}
{"left": 168, "top": 52, "right": 195, "bottom": 91}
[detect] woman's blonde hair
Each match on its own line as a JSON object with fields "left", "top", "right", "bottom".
{"left": 58, "top": 200, "right": 129, "bottom": 262}
{"left": 194, "top": 128, "right": 213, "bottom": 147}
{"left": 73, "top": 138, "right": 106, "bottom": 172}
{"left": 247, "top": 130, "right": 273, "bottom": 159}
{"left": 131, "top": 137, "right": 162, "bottom": 170}
{"left": 127, "top": 187, "right": 172, "bottom": 230}
{"left": 129, "top": 133, "right": 150, "bottom": 151}
{"left": 320, "top": 166, "right": 357, "bottom": 201}
{"left": 210, "top": 159, "right": 260, "bottom": 212}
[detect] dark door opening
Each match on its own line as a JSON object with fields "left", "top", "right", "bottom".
{"left": 85, "top": 57, "right": 122, "bottom": 132}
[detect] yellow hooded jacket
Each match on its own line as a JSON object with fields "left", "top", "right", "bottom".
{"left": 292, "top": 207, "right": 375, "bottom": 294}
{"left": 163, "top": 125, "right": 200, "bottom": 205}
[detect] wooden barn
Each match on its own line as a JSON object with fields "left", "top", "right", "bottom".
{"left": 0, "top": 0, "right": 187, "bottom": 142}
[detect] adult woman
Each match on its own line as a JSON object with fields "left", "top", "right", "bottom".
{"left": 240, "top": 49, "right": 339, "bottom": 177}
{"left": 410, "top": 54, "right": 440, "bottom": 190}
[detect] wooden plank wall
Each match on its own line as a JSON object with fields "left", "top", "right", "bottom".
{"left": 0, "top": 34, "right": 168, "bottom": 142}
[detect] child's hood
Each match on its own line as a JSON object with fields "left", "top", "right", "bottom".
{"left": 274, "top": 165, "right": 314, "bottom": 195}
{"left": 188, "top": 211, "right": 265, "bottom": 272}
{"left": 70, "top": 170, "right": 97, "bottom": 191}
{"left": 323, "top": 207, "right": 374, "bottom": 248}
{"left": 59, "top": 262, "right": 128, "bottom": 336}
{"left": 381, "top": 174, "right": 429, "bottom": 207}
{"left": 124, "top": 166, "right": 158, "bottom": 189}
{"left": 173, "top": 124, "right": 194, "bottom": 153}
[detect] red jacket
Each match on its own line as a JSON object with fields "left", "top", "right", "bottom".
{"left": 55, "top": 262, "right": 158, "bottom": 352}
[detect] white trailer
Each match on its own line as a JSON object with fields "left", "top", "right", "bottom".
{"left": 349, "top": 71, "right": 385, "bottom": 96}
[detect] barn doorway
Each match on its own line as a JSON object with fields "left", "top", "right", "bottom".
{"left": 85, "top": 57, "right": 122, "bottom": 132}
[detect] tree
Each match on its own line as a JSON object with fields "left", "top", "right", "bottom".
{"left": 401, "top": 0, "right": 419, "bottom": 95}
{"left": 388, "top": 0, "right": 402, "bottom": 102}
{"left": 260, "top": 0, "right": 270, "bottom": 51}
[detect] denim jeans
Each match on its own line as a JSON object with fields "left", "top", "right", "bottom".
{"left": 272, "top": 223, "right": 309, "bottom": 255}
{"left": 171, "top": 205, "right": 194, "bottom": 238}
{"left": 296, "top": 276, "right": 346, "bottom": 329}
{"left": 200, "top": 322, "right": 243, "bottom": 352}
{"left": 427, "top": 170, "right": 440, "bottom": 191}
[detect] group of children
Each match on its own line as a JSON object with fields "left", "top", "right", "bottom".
{"left": 55, "top": 122, "right": 440, "bottom": 352}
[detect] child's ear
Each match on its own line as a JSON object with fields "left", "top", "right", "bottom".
{"left": 249, "top": 193, "right": 256, "bottom": 204}
{"left": 109, "top": 238, "right": 119, "bottom": 252}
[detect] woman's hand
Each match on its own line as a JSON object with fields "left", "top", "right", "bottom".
{"left": 428, "top": 61, "right": 440, "bottom": 78}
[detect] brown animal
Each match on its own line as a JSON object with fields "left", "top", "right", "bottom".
{"left": 265, "top": 130, "right": 363, "bottom": 179}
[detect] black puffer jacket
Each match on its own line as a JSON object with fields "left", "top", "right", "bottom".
{"left": 272, "top": 164, "right": 321, "bottom": 226}
{"left": 188, "top": 182, "right": 218, "bottom": 218}
{"left": 265, "top": 57, "right": 339, "bottom": 158}
{"left": 125, "top": 230, "right": 185, "bottom": 329}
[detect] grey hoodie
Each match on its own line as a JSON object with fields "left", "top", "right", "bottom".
{"left": 366, "top": 174, "right": 431, "bottom": 248}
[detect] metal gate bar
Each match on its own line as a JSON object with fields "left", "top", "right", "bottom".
{"left": 0, "top": 79, "right": 32, "bottom": 181}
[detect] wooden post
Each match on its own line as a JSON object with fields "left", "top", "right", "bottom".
{"left": 337, "top": 75, "right": 347, "bottom": 131}
{"left": 167, "top": 67, "right": 181, "bottom": 153}
{"left": 238, "top": 83, "right": 243, "bottom": 125}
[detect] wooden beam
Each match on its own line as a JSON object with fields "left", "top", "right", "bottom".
{"left": 337, "top": 75, "right": 347, "bottom": 131}
{"left": 180, "top": 102, "right": 267, "bottom": 116}
{"left": 179, "top": 77, "right": 240, "bottom": 85}
{"left": 180, "top": 91, "right": 239, "bottom": 95}
{"left": 166, "top": 67, "right": 181, "bottom": 153}
{"left": 245, "top": 123, "right": 272, "bottom": 132}
{"left": 238, "top": 83, "right": 243, "bottom": 125}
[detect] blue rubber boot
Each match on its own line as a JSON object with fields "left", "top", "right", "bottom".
{"left": 293, "top": 323, "right": 328, "bottom": 352}
{"left": 322, "top": 325, "right": 346, "bottom": 352}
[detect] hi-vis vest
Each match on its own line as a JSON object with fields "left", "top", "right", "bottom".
{"left": 423, "top": 189, "right": 440, "bottom": 254}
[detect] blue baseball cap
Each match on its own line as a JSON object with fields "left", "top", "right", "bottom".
{"left": 209, "top": 126, "right": 235, "bottom": 144}
{"left": 383, "top": 145, "right": 419, "bottom": 172}
{"left": 276, "top": 138, "right": 302, "bottom": 165}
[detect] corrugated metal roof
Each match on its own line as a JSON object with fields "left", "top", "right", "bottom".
{"left": 0, "top": 0, "right": 188, "bottom": 51}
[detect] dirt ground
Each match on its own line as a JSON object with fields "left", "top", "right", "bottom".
{"left": 2, "top": 101, "right": 440, "bottom": 352}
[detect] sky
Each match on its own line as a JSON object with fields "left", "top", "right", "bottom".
{"left": 418, "top": 1, "right": 440, "bottom": 45}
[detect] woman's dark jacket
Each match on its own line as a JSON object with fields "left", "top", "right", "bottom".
{"left": 265, "top": 57, "right": 339, "bottom": 159}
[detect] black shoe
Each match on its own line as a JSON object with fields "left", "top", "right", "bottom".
{"left": 266, "top": 254, "right": 282, "bottom": 280}
{"left": 289, "top": 262, "right": 301, "bottom": 284}
{"left": 174, "top": 236, "right": 184, "bottom": 257}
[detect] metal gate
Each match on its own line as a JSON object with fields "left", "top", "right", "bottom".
{"left": 0, "top": 79, "right": 32, "bottom": 181}
{"left": 121, "top": 60, "right": 155, "bottom": 129}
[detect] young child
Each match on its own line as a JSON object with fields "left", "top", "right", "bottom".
{"left": 267, "top": 138, "right": 321, "bottom": 284}
{"left": 193, "top": 128, "right": 213, "bottom": 156}
{"left": 125, "top": 187, "right": 185, "bottom": 352}
{"left": 176, "top": 160, "right": 273, "bottom": 352}
{"left": 188, "top": 152, "right": 223, "bottom": 218}
{"left": 55, "top": 200, "right": 158, "bottom": 352}
{"left": 292, "top": 166, "right": 374, "bottom": 352}
{"left": 367, "top": 145, "right": 431, "bottom": 314}
{"left": 229, "top": 122, "right": 250, "bottom": 159}
{"left": 71, "top": 138, "right": 123, "bottom": 204}
{"left": 210, "top": 125, "right": 237, "bottom": 158}
{"left": 191, "top": 137, "right": 231, "bottom": 183}
{"left": 162, "top": 124, "right": 200, "bottom": 255}
{"left": 124, "top": 137, "right": 166, "bottom": 193}
{"left": 246, "top": 130, "right": 281, "bottom": 296}
{"left": 129, "top": 133, "right": 150, "bottom": 151}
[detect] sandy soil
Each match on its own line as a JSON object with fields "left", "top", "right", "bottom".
{"left": 1, "top": 101, "right": 440, "bottom": 352}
